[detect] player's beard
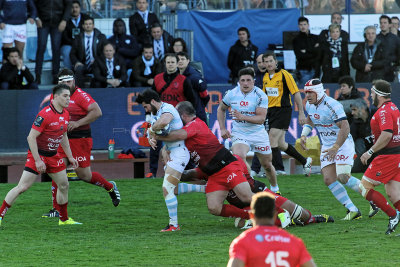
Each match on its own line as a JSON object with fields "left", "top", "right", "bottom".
{"left": 150, "top": 103, "right": 157, "bottom": 115}
{"left": 373, "top": 94, "right": 379, "bottom": 107}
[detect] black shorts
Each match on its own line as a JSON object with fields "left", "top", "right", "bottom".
{"left": 267, "top": 107, "right": 292, "bottom": 130}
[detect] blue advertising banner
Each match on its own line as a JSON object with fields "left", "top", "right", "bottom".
{"left": 0, "top": 83, "right": 398, "bottom": 152}
{"left": 177, "top": 9, "right": 300, "bottom": 83}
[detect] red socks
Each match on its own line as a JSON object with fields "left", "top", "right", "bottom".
{"left": 394, "top": 200, "right": 400, "bottom": 212}
{"left": 58, "top": 202, "right": 68, "bottom": 222}
{"left": 51, "top": 180, "right": 60, "bottom": 211}
{"left": 0, "top": 200, "right": 11, "bottom": 217}
{"left": 91, "top": 172, "right": 113, "bottom": 191}
{"left": 220, "top": 204, "right": 250, "bottom": 219}
{"left": 366, "top": 189, "right": 397, "bottom": 217}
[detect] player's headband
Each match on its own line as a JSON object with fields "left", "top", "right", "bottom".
{"left": 58, "top": 75, "right": 74, "bottom": 82}
{"left": 372, "top": 86, "right": 390, "bottom": 96}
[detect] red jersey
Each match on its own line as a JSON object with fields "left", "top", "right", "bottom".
{"left": 183, "top": 117, "right": 236, "bottom": 175}
{"left": 51, "top": 87, "right": 96, "bottom": 137}
{"left": 371, "top": 101, "right": 400, "bottom": 154}
{"left": 32, "top": 104, "right": 69, "bottom": 156}
{"left": 229, "top": 225, "right": 312, "bottom": 267}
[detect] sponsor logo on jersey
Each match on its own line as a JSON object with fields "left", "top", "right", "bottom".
{"left": 336, "top": 154, "right": 349, "bottom": 161}
{"left": 75, "top": 156, "right": 87, "bottom": 162}
{"left": 240, "top": 101, "right": 249, "bottom": 107}
{"left": 313, "top": 114, "right": 320, "bottom": 119}
{"left": 57, "top": 159, "right": 64, "bottom": 166}
{"left": 34, "top": 116, "right": 44, "bottom": 127}
{"left": 59, "top": 117, "right": 64, "bottom": 122}
{"left": 376, "top": 171, "right": 381, "bottom": 177}
{"left": 227, "top": 172, "right": 237, "bottom": 183}
{"left": 49, "top": 122, "right": 59, "bottom": 126}
{"left": 320, "top": 131, "right": 336, "bottom": 137}
{"left": 80, "top": 91, "right": 92, "bottom": 102}
{"left": 380, "top": 110, "right": 387, "bottom": 124}
{"left": 255, "top": 146, "right": 270, "bottom": 152}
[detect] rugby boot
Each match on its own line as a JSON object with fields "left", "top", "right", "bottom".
{"left": 385, "top": 211, "right": 400, "bottom": 235}
{"left": 314, "top": 214, "right": 334, "bottom": 223}
{"left": 369, "top": 202, "right": 380, "bottom": 218}
{"left": 42, "top": 208, "right": 59, "bottom": 218}
{"left": 59, "top": 217, "right": 82, "bottom": 225}
{"left": 161, "top": 224, "right": 180, "bottom": 232}
{"left": 342, "top": 210, "right": 362, "bottom": 220}
{"left": 108, "top": 181, "right": 121, "bottom": 207}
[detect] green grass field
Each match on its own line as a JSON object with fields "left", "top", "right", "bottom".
{"left": 0, "top": 174, "right": 398, "bottom": 266}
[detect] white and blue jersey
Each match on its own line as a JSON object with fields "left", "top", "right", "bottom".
{"left": 151, "top": 102, "right": 185, "bottom": 150}
{"left": 306, "top": 95, "right": 353, "bottom": 148}
{"left": 222, "top": 85, "right": 268, "bottom": 139}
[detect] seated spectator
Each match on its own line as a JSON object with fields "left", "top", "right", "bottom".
{"left": 108, "top": 18, "right": 141, "bottom": 69}
{"left": 92, "top": 42, "right": 127, "bottom": 88}
{"left": 227, "top": 27, "right": 258, "bottom": 84}
{"left": 129, "top": 0, "right": 160, "bottom": 46}
{"left": 150, "top": 23, "right": 174, "bottom": 60}
{"left": 351, "top": 26, "right": 385, "bottom": 83}
{"left": 336, "top": 75, "right": 363, "bottom": 124}
{"left": 319, "top": 12, "right": 349, "bottom": 42}
{"left": 159, "top": 0, "right": 188, "bottom": 13}
{"left": 318, "top": 24, "right": 349, "bottom": 83}
{"left": 350, "top": 101, "right": 375, "bottom": 173}
{"left": 376, "top": 15, "right": 400, "bottom": 82}
{"left": 293, "top": 16, "right": 320, "bottom": 86}
{"left": 168, "top": 37, "right": 188, "bottom": 54}
{"left": 391, "top": 16, "right": 400, "bottom": 37}
{"left": 70, "top": 16, "right": 107, "bottom": 88}
{"left": 177, "top": 52, "right": 209, "bottom": 123}
{"left": 0, "top": 47, "right": 38, "bottom": 90}
{"left": 61, "top": 0, "right": 89, "bottom": 70}
{"left": 130, "top": 44, "right": 162, "bottom": 87}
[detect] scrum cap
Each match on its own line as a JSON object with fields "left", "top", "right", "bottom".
{"left": 304, "top": 79, "right": 325, "bottom": 101}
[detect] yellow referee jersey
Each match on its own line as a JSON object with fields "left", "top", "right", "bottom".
{"left": 262, "top": 68, "right": 299, "bottom": 108}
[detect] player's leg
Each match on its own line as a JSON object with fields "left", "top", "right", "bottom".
{"left": 0, "top": 170, "right": 37, "bottom": 224}
{"left": 206, "top": 190, "right": 249, "bottom": 219}
{"left": 384, "top": 180, "right": 400, "bottom": 234}
{"left": 360, "top": 177, "right": 396, "bottom": 217}
{"left": 231, "top": 142, "right": 250, "bottom": 171}
{"left": 322, "top": 164, "right": 360, "bottom": 220}
{"left": 176, "top": 182, "right": 206, "bottom": 195}
{"left": 255, "top": 152, "right": 278, "bottom": 192}
{"left": 268, "top": 128, "right": 285, "bottom": 172}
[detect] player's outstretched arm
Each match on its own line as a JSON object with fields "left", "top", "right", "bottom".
{"left": 154, "top": 129, "right": 188, "bottom": 142}
{"left": 27, "top": 128, "right": 46, "bottom": 173}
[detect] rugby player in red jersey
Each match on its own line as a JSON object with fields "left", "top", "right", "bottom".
{"left": 152, "top": 101, "right": 253, "bottom": 220}
{"left": 359, "top": 80, "right": 400, "bottom": 234}
{"left": 228, "top": 192, "right": 316, "bottom": 267}
{"left": 0, "top": 84, "right": 81, "bottom": 226}
{"left": 42, "top": 69, "right": 120, "bottom": 218}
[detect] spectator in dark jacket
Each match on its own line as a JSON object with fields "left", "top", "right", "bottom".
{"left": 129, "top": 0, "right": 160, "bottom": 46}
{"left": 293, "top": 16, "right": 320, "bottom": 86}
{"left": 70, "top": 16, "right": 107, "bottom": 88}
{"left": 336, "top": 75, "right": 363, "bottom": 124}
{"left": 177, "top": 52, "right": 209, "bottom": 124}
{"left": 61, "top": 0, "right": 89, "bottom": 70}
{"left": 376, "top": 15, "right": 400, "bottom": 82}
{"left": 92, "top": 42, "right": 127, "bottom": 88}
{"left": 254, "top": 54, "right": 266, "bottom": 88}
{"left": 0, "top": 0, "right": 37, "bottom": 59}
{"left": 108, "top": 18, "right": 141, "bottom": 70}
{"left": 227, "top": 27, "right": 258, "bottom": 85}
{"left": 130, "top": 44, "right": 162, "bottom": 87}
{"left": 0, "top": 48, "right": 38, "bottom": 89}
{"left": 351, "top": 26, "right": 386, "bottom": 83}
{"left": 168, "top": 37, "right": 188, "bottom": 54}
{"left": 34, "top": 0, "right": 71, "bottom": 84}
{"left": 319, "top": 12, "right": 349, "bottom": 43}
{"left": 150, "top": 23, "right": 174, "bottom": 60}
{"left": 390, "top": 16, "right": 400, "bottom": 37}
{"left": 318, "top": 24, "right": 349, "bottom": 83}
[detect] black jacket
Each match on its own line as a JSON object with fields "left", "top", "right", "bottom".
{"left": 92, "top": 55, "right": 127, "bottom": 87}
{"left": 130, "top": 56, "right": 163, "bottom": 86}
{"left": 350, "top": 41, "right": 386, "bottom": 83}
{"left": 129, "top": 12, "right": 160, "bottom": 45}
{"left": 61, "top": 13, "right": 90, "bottom": 46}
{"left": 318, "top": 39, "right": 349, "bottom": 83}
{"left": 0, "top": 63, "right": 35, "bottom": 89}
{"left": 376, "top": 32, "right": 400, "bottom": 82}
{"left": 70, "top": 28, "right": 107, "bottom": 66}
{"left": 151, "top": 31, "right": 174, "bottom": 59}
{"left": 227, "top": 40, "right": 258, "bottom": 81}
{"left": 319, "top": 29, "right": 349, "bottom": 43}
{"left": 293, "top": 31, "right": 320, "bottom": 71}
{"left": 34, "top": 0, "right": 71, "bottom": 27}
{"left": 108, "top": 19, "right": 141, "bottom": 68}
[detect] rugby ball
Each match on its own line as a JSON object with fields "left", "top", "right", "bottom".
{"left": 155, "top": 124, "right": 171, "bottom": 136}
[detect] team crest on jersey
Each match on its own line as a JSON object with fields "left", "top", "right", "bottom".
{"left": 59, "top": 117, "right": 64, "bottom": 122}
{"left": 60, "top": 126, "right": 64, "bottom": 131}
{"left": 34, "top": 116, "right": 44, "bottom": 127}
{"left": 376, "top": 171, "right": 381, "bottom": 177}
{"left": 314, "top": 114, "right": 320, "bottom": 119}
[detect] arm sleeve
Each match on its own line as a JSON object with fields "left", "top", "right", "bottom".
{"left": 229, "top": 237, "right": 248, "bottom": 264}
{"left": 27, "top": 0, "right": 38, "bottom": 19}
{"left": 282, "top": 70, "right": 300, "bottom": 94}
{"left": 183, "top": 78, "right": 197, "bottom": 109}
{"left": 32, "top": 112, "right": 47, "bottom": 132}
{"left": 378, "top": 108, "right": 394, "bottom": 132}
{"left": 297, "top": 239, "right": 313, "bottom": 266}
{"left": 62, "top": 0, "right": 72, "bottom": 22}
{"left": 222, "top": 89, "right": 231, "bottom": 107}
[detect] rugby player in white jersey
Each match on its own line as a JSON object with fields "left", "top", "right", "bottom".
{"left": 300, "top": 79, "right": 379, "bottom": 220}
{"left": 136, "top": 89, "right": 190, "bottom": 232}
{"left": 217, "top": 67, "right": 279, "bottom": 193}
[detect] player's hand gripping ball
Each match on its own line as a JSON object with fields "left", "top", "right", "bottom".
{"left": 155, "top": 124, "right": 171, "bottom": 136}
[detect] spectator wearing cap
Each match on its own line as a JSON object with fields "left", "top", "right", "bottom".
{"left": 376, "top": 15, "right": 400, "bottom": 82}
{"left": 227, "top": 27, "right": 258, "bottom": 85}
{"left": 351, "top": 26, "right": 385, "bottom": 83}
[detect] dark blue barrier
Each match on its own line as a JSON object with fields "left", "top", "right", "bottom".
{"left": 0, "top": 83, "right": 398, "bottom": 152}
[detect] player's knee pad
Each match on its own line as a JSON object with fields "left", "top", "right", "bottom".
{"left": 359, "top": 177, "right": 374, "bottom": 198}
{"left": 162, "top": 175, "right": 177, "bottom": 200}
{"left": 336, "top": 165, "right": 351, "bottom": 181}
{"left": 290, "top": 204, "right": 303, "bottom": 221}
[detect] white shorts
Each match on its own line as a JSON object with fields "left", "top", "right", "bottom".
{"left": 231, "top": 130, "right": 271, "bottom": 155}
{"left": 2, "top": 24, "right": 27, "bottom": 43}
{"left": 166, "top": 145, "right": 190, "bottom": 173}
{"left": 320, "top": 138, "right": 355, "bottom": 169}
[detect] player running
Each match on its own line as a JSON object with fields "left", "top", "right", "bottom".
{"left": 358, "top": 80, "right": 400, "bottom": 235}
{"left": 42, "top": 69, "right": 120, "bottom": 218}
{"left": 217, "top": 67, "right": 279, "bottom": 193}
{"left": 136, "top": 89, "right": 190, "bottom": 232}
{"left": 0, "top": 84, "right": 81, "bottom": 226}
{"left": 300, "top": 79, "right": 379, "bottom": 220}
